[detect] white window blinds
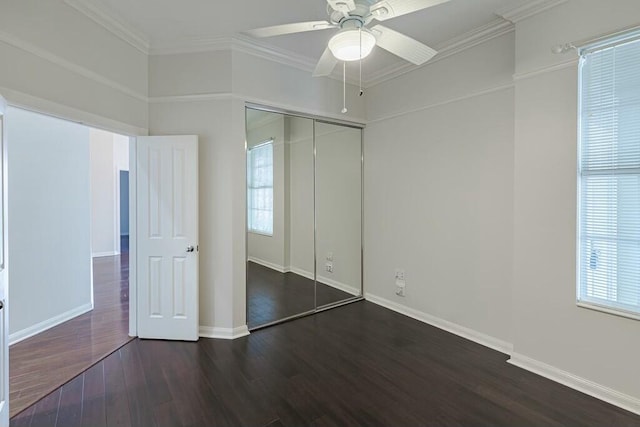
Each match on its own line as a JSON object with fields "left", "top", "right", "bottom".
{"left": 578, "top": 32, "right": 640, "bottom": 317}
{"left": 247, "top": 140, "right": 274, "bottom": 235}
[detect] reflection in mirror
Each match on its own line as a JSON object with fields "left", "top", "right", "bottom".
{"left": 246, "top": 108, "right": 315, "bottom": 329}
{"left": 315, "top": 122, "right": 362, "bottom": 308}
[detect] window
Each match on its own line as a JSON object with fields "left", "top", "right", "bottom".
{"left": 578, "top": 31, "right": 640, "bottom": 318}
{"left": 247, "top": 140, "right": 274, "bottom": 235}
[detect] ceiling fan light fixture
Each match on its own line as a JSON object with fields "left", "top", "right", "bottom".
{"left": 328, "top": 28, "right": 376, "bottom": 61}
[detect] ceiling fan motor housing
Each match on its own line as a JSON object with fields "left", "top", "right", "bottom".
{"left": 328, "top": 0, "right": 377, "bottom": 25}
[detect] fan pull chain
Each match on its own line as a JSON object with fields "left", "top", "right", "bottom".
{"left": 359, "top": 28, "right": 363, "bottom": 96}
{"left": 341, "top": 61, "right": 347, "bottom": 114}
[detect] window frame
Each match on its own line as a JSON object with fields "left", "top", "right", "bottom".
{"left": 576, "top": 30, "right": 640, "bottom": 321}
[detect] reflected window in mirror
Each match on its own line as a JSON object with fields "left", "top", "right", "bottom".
{"left": 247, "top": 139, "right": 274, "bottom": 236}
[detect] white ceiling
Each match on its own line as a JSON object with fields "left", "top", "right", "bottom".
{"left": 71, "top": 0, "right": 533, "bottom": 82}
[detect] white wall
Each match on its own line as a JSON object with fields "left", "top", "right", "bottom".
{"left": 364, "top": 32, "right": 516, "bottom": 347}
{"left": 90, "top": 128, "right": 116, "bottom": 256}
{"left": 6, "top": 107, "right": 92, "bottom": 341}
{"left": 511, "top": 0, "right": 640, "bottom": 406}
{"left": 89, "top": 129, "right": 129, "bottom": 256}
{"left": 0, "top": 0, "right": 148, "bottom": 135}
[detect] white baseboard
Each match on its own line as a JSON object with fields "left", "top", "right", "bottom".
{"left": 289, "top": 266, "right": 314, "bottom": 281}
{"left": 317, "top": 275, "right": 361, "bottom": 296}
{"left": 9, "top": 302, "right": 93, "bottom": 346}
{"left": 199, "top": 325, "right": 250, "bottom": 340}
{"left": 247, "top": 257, "right": 286, "bottom": 273}
{"left": 364, "top": 293, "right": 513, "bottom": 354}
{"left": 249, "top": 259, "right": 361, "bottom": 297}
{"left": 92, "top": 251, "right": 119, "bottom": 258}
{"left": 508, "top": 353, "right": 640, "bottom": 416}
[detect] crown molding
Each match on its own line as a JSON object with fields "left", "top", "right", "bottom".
{"left": 150, "top": 34, "right": 318, "bottom": 78}
{"left": 496, "top": 0, "right": 568, "bottom": 24}
{"left": 148, "top": 93, "right": 233, "bottom": 104}
{"left": 149, "top": 37, "right": 232, "bottom": 56}
{"left": 365, "top": 18, "right": 514, "bottom": 88}
{"left": 231, "top": 34, "right": 318, "bottom": 74}
{"left": 64, "top": 0, "right": 150, "bottom": 54}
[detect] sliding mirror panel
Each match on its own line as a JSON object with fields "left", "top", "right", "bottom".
{"left": 246, "top": 108, "right": 315, "bottom": 329}
{"left": 315, "top": 121, "right": 363, "bottom": 307}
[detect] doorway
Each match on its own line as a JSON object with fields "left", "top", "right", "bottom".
{"left": 6, "top": 108, "right": 133, "bottom": 417}
{"left": 119, "top": 170, "right": 129, "bottom": 254}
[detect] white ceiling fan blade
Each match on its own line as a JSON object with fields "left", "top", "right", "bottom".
{"left": 245, "top": 21, "right": 335, "bottom": 38}
{"left": 313, "top": 47, "right": 339, "bottom": 77}
{"left": 371, "top": 25, "right": 437, "bottom": 65}
{"left": 369, "top": 0, "right": 450, "bottom": 21}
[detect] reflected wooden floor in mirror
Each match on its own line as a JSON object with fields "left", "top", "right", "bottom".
{"left": 247, "top": 261, "right": 354, "bottom": 329}
{"left": 9, "top": 239, "right": 132, "bottom": 418}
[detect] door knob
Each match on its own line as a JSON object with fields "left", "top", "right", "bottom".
{"left": 186, "top": 246, "right": 195, "bottom": 253}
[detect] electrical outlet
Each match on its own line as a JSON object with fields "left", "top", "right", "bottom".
{"left": 325, "top": 262, "right": 333, "bottom": 273}
{"left": 395, "top": 280, "right": 406, "bottom": 297}
{"left": 395, "top": 268, "right": 406, "bottom": 297}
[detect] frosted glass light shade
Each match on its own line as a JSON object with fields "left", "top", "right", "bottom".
{"left": 328, "top": 29, "right": 376, "bottom": 61}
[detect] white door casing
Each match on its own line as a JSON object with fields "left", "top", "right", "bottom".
{"left": 136, "top": 136, "right": 199, "bottom": 341}
{"left": 0, "top": 95, "right": 9, "bottom": 426}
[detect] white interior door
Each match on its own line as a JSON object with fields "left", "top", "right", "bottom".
{"left": 0, "top": 96, "right": 9, "bottom": 426}
{"left": 136, "top": 135, "right": 199, "bottom": 341}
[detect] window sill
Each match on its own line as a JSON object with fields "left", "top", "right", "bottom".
{"left": 576, "top": 301, "right": 640, "bottom": 322}
{"left": 248, "top": 230, "right": 273, "bottom": 237}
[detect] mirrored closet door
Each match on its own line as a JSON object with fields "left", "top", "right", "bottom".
{"left": 315, "top": 121, "right": 362, "bottom": 308}
{"left": 246, "top": 106, "right": 363, "bottom": 330}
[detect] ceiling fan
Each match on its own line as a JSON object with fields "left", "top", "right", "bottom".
{"left": 245, "top": 0, "right": 450, "bottom": 77}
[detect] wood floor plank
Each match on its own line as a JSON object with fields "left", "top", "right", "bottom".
{"left": 80, "top": 362, "right": 106, "bottom": 427}
{"left": 8, "top": 405, "right": 33, "bottom": 427}
{"left": 27, "top": 389, "right": 60, "bottom": 427}
{"left": 120, "top": 342, "right": 156, "bottom": 427}
{"left": 103, "top": 352, "right": 131, "bottom": 427}
{"left": 55, "top": 375, "right": 84, "bottom": 427}
{"left": 152, "top": 401, "right": 182, "bottom": 427}
{"left": 135, "top": 340, "right": 173, "bottom": 407}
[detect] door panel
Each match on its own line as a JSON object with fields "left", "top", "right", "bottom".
{"left": 0, "top": 95, "right": 8, "bottom": 426}
{"left": 137, "top": 135, "right": 198, "bottom": 341}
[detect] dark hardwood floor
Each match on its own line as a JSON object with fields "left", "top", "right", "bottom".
{"left": 11, "top": 301, "right": 640, "bottom": 427}
{"left": 247, "top": 261, "right": 354, "bottom": 328}
{"left": 9, "top": 243, "right": 132, "bottom": 417}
